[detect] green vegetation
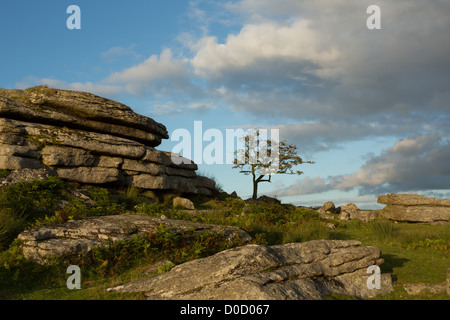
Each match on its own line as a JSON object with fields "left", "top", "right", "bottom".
{"left": 0, "top": 177, "right": 449, "bottom": 300}
{"left": 24, "top": 85, "right": 57, "bottom": 96}
{"left": 0, "top": 170, "right": 11, "bottom": 179}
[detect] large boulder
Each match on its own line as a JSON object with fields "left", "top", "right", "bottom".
{"left": 378, "top": 194, "right": 450, "bottom": 224}
{"left": 18, "top": 215, "right": 251, "bottom": 265}
{"left": 107, "top": 240, "right": 393, "bottom": 300}
{"left": 0, "top": 86, "right": 168, "bottom": 146}
{"left": 0, "top": 87, "right": 216, "bottom": 195}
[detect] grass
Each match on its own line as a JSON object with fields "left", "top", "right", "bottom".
{"left": 0, "top": 170, "right": 11, "bottom": 179}
{"left": 340, "top": 219, "right": 449, "bottom": 299}
{"left": 0, "top": 177, "right": 449, "bottom": 300}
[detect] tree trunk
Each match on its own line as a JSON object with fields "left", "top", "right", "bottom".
{"left": 252, "top": 172, "right": 258, "bottom": 200}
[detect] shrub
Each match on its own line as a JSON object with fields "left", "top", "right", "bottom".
{"left": 0, "top": 176, "right": 68, "bottom": 216}
{"left": 0, "top": 170, "right": 11, "bottom": 179}
{"left": 0, "top": 177, "right": 69, "bottom": 249}
{"left": 90, "top": 225, "right": 242, "bottom": 276}
{"left": 0, "top": 208, "right": 27, "bottom": 251}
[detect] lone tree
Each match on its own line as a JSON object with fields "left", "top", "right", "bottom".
{"left": 232, "top": 129, "right": 313, "bottom": 200}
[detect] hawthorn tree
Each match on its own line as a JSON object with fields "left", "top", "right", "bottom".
{"left": 232, "top": 129, "right": 313, "bottom": 200}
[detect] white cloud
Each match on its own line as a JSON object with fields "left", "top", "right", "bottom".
{"left": 106, "top": 48, "right": 188, "bottom": 84}
{"left": 15, "top": 0, "right": 450, "bottom": 153}
{"left": 189, "top": 0, "right": 450, "bottom": 124}
{"left": 191, "top": 20, "right": 340, "bottom": 79}
{"left": 271, "top": 133, "right": 450, "bottom": 197}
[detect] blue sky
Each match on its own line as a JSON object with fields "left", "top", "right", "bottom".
{"left": 1, "top": 0, "right": 450, "bottom": 209}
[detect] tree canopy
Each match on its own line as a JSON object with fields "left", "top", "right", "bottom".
{"left": 233, "top": 129, "right": 313, "bottom": 199}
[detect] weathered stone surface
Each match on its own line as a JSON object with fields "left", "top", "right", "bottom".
{"left": 142, "top": 147, "right": 172, "bottom": 166}
{"left": 0, "top": 144, "right": 40, "bottom": 158}
{"left": 378, "top": 194, "right": 450, "bottom": 223}
{"left": 380, "top": 205, "right": 450, "bottom": 223}
{"left": 125, "top": 174, "right": 170, "bottom": 190}
{"left": 173, "top": 197, "right": 195, "bottom": 210}
{"left": 56, "top": 167, "right": 121, "bottom": 184}
{"left": 0, "top": 87, "right": 217, "bottom": 195}
{"left": 18, "top": 215, "right": 251, "bottom": 265}
{"left": 195, "top": 176, "right": 216, "bottom": 190}
{"left": 0, "top": 155, "right": 43, "bottom": 170}
{"left": 378, "top": 194, "right": 450, "bottom": 206}
{"left": 0, "top": 118, "right": 147, "bottom": 159}
{"left": 356, "top": 210, "right": 380, "bottom": 223}
{"left": 97, "top": 156, "right": 123, "bottom": 168}
{"left": 125, "top": 173, "right": 212, "bottom": 194}
{"left": 318, "top": 201, "right": 336, "bottom": 214}
{"left": 165, "top": 166, "right": 197, "bottom": 178}
{"left": 448, "top": 267, "right": 450, "bottom": 296}
{"left": 0, "top": 168, "right": 56, "bottom": 187}
{"left": 337, "top": 203, "right": 378, "bottom": 222}
{"left": 42, "top": 146, "right": 95, "bottom": 167}
{"left": 338, "top": 203, "right": 359, "bottom": 221}
{"left": 168, "top": 152, "right": 198, "bottom": 170}
{"left": 0, "top": 87, "right": 168, "bottom": 146}
{"left": 122, "top": 159, "right": 165, "bottom": 175}
{"left": 403, "top": 283, "right": 446, "bottom": 296}
{"left": 107, "top": 240, "right": 393, "bottom": 300}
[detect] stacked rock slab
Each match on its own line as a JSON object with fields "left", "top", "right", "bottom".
{"left": 378, "top": 194, "right": 450, "bottom": 224}
{"left": 0, "top": 86, "right": 215, "bottom": 195}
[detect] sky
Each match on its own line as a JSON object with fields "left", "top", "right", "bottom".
{"left": 1, "top": 0, "right": 449, "bottom": 209}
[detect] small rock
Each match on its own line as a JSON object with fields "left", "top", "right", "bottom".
{"left": 172, "top": 197, "right": 195, "bottom": 210}
{"left": 339, "top": 211, "right": 351, "bottom": 221}
{"left": 339, "top": 203, "right": 359, "bottom": 220}
{"left": 321, "top": 201, "right": 336, "bottom": 213}
{"left": 403, "top": 283, "right": 446, "bottom": 295}
{"left": 240, "top": 204, "right": 251, "bottom": 217}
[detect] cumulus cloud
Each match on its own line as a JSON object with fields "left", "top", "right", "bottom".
{"left": 107, "top": 49, "right": 187, "bottom": 83}
{"left": 272, "top": 133, "right": 450, "bottom": 197}
{"left": 105, "top": 48, "right": 196, "bottom": 96}
{"left": 190, "top": 0, "right": 450, "bottom": 124}
{"left": 16, "top": 0, "right": 450, "bottom": 153}
{"left": 191, "top": 20, "right": 340, "bottom": 78}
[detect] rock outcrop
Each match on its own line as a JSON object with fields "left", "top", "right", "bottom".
{"left": 317, "top": 201, "right": 336, "bottom": 214}
{"left": 0, "top": 86, "right": 215, "bottom": 195}
{"left": 18, "top": 215, "right": 251, "bottom": 265}
{"left": 107, "top": 240, "right": 393, "bottom": 300}
{"left": 316, "top": 201, "right": 378, "bottom": 223}
{"left": 378, "top": 194, "right": 450, "bottom": 224}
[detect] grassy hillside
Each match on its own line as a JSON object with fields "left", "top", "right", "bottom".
{"left": 0, "top": 177, "right": 449, "bottom": 300}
